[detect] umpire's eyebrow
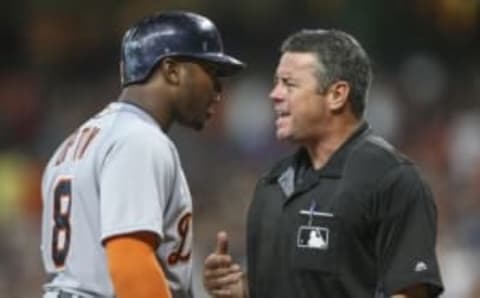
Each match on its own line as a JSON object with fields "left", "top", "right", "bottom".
{"left": 273, "top": 74, "right": 296, "bottom": 86}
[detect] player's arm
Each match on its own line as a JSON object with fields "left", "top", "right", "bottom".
{"left": 105, "top": 231, "right": 172, "bottom": 298}
{"left": 391, "top": 284, "right": 430, "bottom": 298}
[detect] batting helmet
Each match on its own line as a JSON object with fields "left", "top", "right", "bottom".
{"left": 120, "top": 11, "right": 245, "bottom": 86}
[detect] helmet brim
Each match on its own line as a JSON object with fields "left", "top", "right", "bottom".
{"left": 187, "top": 53, "right": 246, "bottom": 77}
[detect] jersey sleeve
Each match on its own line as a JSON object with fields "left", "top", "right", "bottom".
{"left": 99, "top": 131, "right": 175, "bottom": 242}
{"left": 375, "top": 164, "right": 444, "bottom": 297}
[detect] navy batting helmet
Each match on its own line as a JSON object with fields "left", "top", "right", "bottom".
{"left": 120, "top": 11, "right": 245, "bottom": 86}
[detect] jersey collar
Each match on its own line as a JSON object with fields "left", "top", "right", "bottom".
{"left": 311, "top": 121, "right": 371, "bottom": 178}
{"left": 265, "top": 121, "right": 371, "bottom": 183}
{"left": 113, "top": 101, "right": 162, "bottom": 130}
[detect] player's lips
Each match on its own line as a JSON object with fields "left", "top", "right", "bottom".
{"left": 206, "top": 109, "right": 215, "bottom": 118}
{"left": 205, "top": 93, "right": 221, "bottom": 119}
{"left": 206, "top": 102, "right": 217, "bottom": 118}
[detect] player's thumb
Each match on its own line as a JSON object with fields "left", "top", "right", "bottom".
{"left": 215, "top": 231, "right": 229, "bottom": 255}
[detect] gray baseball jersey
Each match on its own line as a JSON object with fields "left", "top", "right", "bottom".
{"left": 41, "top": 102, "right": 194, "bottom": 297}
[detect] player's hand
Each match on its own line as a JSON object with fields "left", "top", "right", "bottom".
{"left": 203, "top": 231, "right": 246, "bottom": 298}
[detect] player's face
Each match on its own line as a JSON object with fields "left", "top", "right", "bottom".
{"left": 270, "top": 52, "right": 329, "bottom": 143}
{"left": 175, "top": 60, "right": 222, "bottom": 130}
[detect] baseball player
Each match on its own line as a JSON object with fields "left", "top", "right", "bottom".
{"left": 40, "top": 11, "right": 244, "bottom": 298}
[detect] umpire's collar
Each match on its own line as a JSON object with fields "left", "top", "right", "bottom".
{"left": 266, "top": 121, "right": 371, "bottom": 183}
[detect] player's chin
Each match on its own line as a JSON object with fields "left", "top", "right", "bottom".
{"left": 179, "top": 114, "right": 207, "bottom": 130}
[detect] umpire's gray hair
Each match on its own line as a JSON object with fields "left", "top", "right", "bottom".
{"left": 281, "top": 29, "right": 372, "bottom": 118}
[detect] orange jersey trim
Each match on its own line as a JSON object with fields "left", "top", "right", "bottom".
{"left": 105, "top": 232, "right": 171, "bottom": 298}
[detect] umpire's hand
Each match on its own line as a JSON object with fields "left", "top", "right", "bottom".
{"left": 203, "top": 231, "right": 246, "bottom": 298}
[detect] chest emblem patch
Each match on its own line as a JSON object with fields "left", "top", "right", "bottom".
{"left": 297, "top": 226, "right": 329, "bottom": 249}
{"left": 297, "top": 202, "right": 332, "bottom": 250}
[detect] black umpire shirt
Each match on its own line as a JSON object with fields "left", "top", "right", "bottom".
{"left": 247, "top": 122, "right": 444, "bottom": 298}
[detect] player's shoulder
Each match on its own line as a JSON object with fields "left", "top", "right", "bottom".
{"left": 94, "top": 103, "right": 178, "bottom": 162}
{"left": 115, "top": 120, "right": 170, "bottom": 144}
{"left": 110, "top": 124, "right": 175, "bottom": 159}
{"left": 106, "top": 103, "right": 174, "bottom": 148}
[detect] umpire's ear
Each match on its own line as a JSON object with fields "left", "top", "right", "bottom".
{"left": 160, "top": 58, "right": 181, "bottom": 86}
{"left": 326, "top": 80, "right": 350, "bottom": 113}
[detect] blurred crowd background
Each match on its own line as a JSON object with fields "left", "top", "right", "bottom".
{"left": 0, "top": 0, "right": 479, "bottom": 297}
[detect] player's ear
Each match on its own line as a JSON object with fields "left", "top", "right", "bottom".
{"left": 160, "top": 58, "right": 181, "bottom": 86}
{"left": 326, "top": 80, "right": 350, "bottom": 112}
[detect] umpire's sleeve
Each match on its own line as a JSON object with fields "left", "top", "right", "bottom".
{"left": 374, "top": 164, "right": 444, "bottom": 297}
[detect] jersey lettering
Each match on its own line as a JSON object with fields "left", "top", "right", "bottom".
{"left": 55, "top": 131, "right": 78, "bottom": 165}
{"left": 55, "top": 126, "right": 100, "bottom": 165}
{"left": 52, "top": 177, "right": 73, "bottom": 269}
{"left": 167, "top": 212, "right": 192, "bottom": 265}
{"left": 74, "top": 127, "right": 100, "bottom": 160}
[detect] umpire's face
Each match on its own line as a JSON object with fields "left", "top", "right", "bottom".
{"left": 270, "top": 52, "right": 331, "bottom": 143}
{"left": 174, "top": 59, "right": 222, "bottom": 130}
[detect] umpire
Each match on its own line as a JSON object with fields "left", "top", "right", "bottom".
{"left": 203, "top": 29, "right": 444, "bottom": 298}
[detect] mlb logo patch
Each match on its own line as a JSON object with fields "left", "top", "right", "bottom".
{"left": 297, "top": 226, "right": 329, "bottom": 250}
